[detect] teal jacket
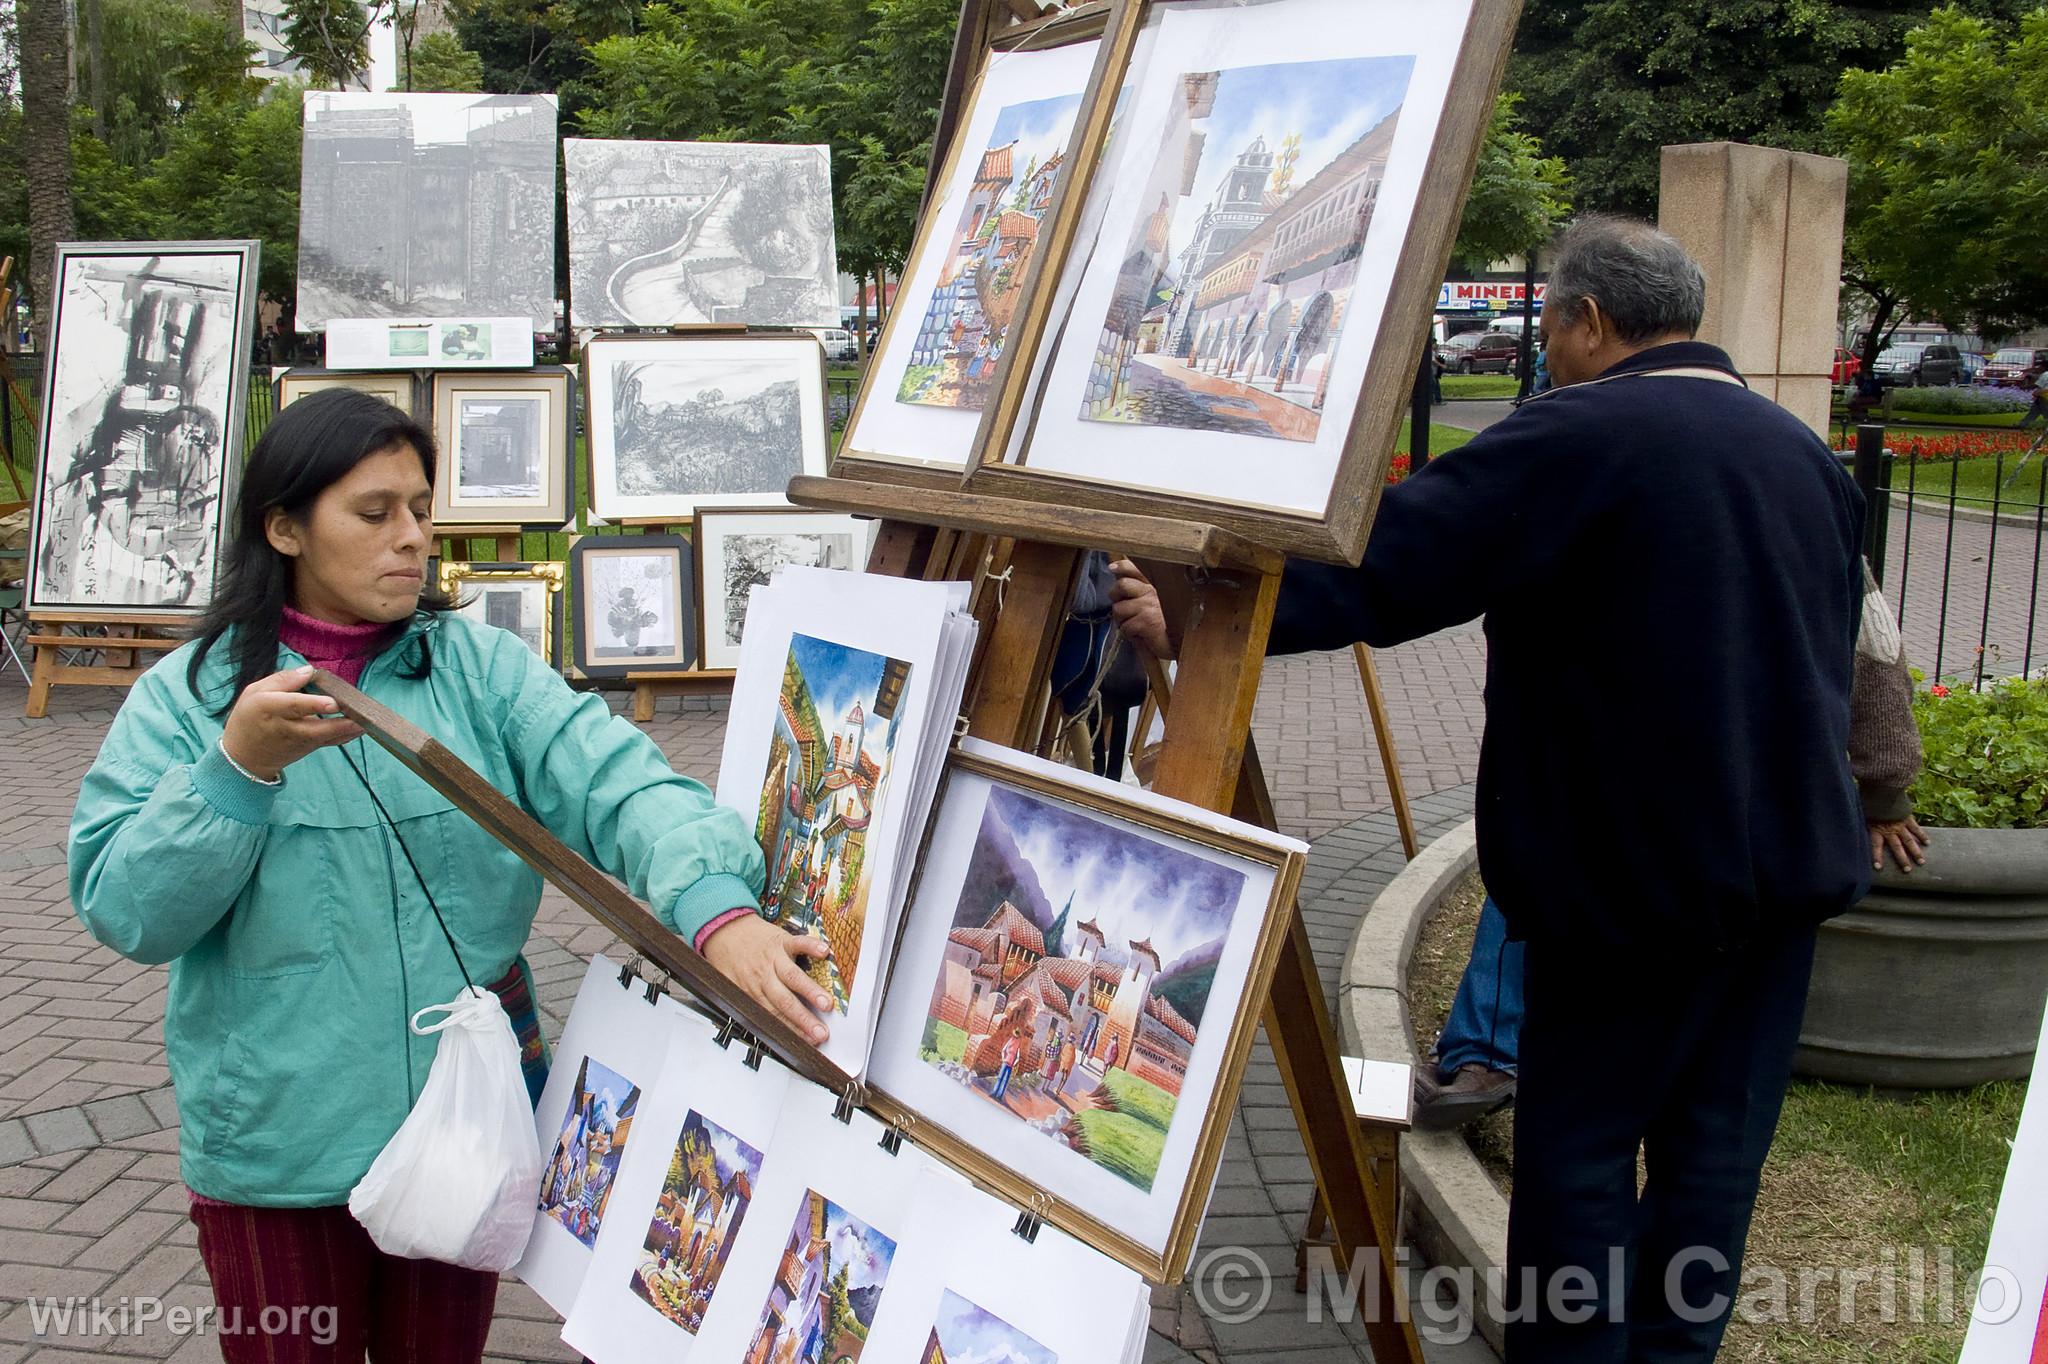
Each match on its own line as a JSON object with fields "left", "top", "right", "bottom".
{"left": 69, "top": 611, "right": 764, "bottom": 1207}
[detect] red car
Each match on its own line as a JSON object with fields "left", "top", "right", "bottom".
{"left": 1831, "top": 348, "right": 1861, "bottom": 385}
{"left": 1438, "top": 329, "right": 1525, "bottom": 375}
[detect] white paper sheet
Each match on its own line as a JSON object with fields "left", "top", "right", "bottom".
{"left": 516, "top": 955, "right": 689, "bottom": 1316}
{"left": 323, "top": 317, "right": 535, "bottom": 369}
{"left": 561, "top": 1010, "right": 796, "bottom": 1362}
{"left": 861, "top": 1167, "right": 1153, "bottom": 1364}
{"left": 688, "top": 1082, "right": 938, "bottom": 1362}
{"left": 1960, "top": 997, "right": 2048, "bottom": 1361}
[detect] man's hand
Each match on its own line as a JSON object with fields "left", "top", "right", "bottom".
{"left": 1869, "top": 814, "right": 1929, "bottom": 874}
{"left": 701, "top": 913, "right": 835, "bottom": 1045}
{"left": 221, "top": 666, "right": 363, "bottom": 780}
{"left": 1109, "top": 559, "right": 1173, "bottom": 661}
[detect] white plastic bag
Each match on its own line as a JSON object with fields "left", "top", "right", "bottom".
{"left": 348, "top": 986, "right": 543, "bottom": 1271}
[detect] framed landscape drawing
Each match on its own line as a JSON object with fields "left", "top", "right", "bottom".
{"left": 277, "top": 367, "right": 417, "bottom": 414}
{"left": 866, "top": 740, "right": 1306, "bottom": 1281}
{"left": 297, "top": 92, "right": 559, "bottom": 331}
{"left": 28, "top": 240, "right": 260, "bottom": 617}
{"left": 569, "top": 533, "right": 697, "bottom": 678}
{"left": 428, "top": 368, "right": 575, "bottom": 529}
{"left": 565, "top": 139, "right": 839, "bottom": 329}
{"left": 693, "top": 508, "right": 873, "bottom": 672}
{"left": 585, "top": 334, "right": 828, "bottom": 521}
{"left": 834, "top": 32, "right": 1102, "bottom": 486}
{"left": 439, "top": 560, "right": 565, "bottom": 667}
{"left": 966, "top": 0, "right": 1517, "bottom": 563}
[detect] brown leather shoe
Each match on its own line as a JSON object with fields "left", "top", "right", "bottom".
{"left": 1413, "top": 1063, "right": 1515, "bottom": 1131}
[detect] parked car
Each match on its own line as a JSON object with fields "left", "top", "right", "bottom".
{"left": 1958, "top": 350, "right": 1989, "bottom": 385}
{"left": 807, "top": 327, "right": 859, "bottom": 363}
{"left": 1831, "top": 347, "right": 1862, "bottom": 385}
{"left": 1437, "top": 329, "right": 1524, "bottom": 375}
{"left": 1983, "top": 347, "right": 2048, "bottom": 387}
{"left": 1874, "top": 343, "right": 1965, "bottom": 387}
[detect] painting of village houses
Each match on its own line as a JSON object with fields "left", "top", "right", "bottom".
{"left": 920, "top": 1289, "right": 1057, "bottom": 1364}
{"left": 628, "top": 1110, "right": 765, "bottom": 1334}
{"left": 756, "top": 633, "right": 913, "bottom": 1013}
{"left": 1079, "top": 55, "right": 1416, "bottom": 443}
{"left": 745, "top": 1190, "right": 898, "bottom": 1364}
{"left": 896, "top": 92, "right": 1082, "bottom": 411}
{"left": 539, "top": 1056, "right": 641, "bottom": 1249}
{"left": 921, "top": 787, "right": 1246, "bottom": 1192}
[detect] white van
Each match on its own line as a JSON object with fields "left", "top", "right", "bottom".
{"left": 807, "top": 328, "right": 859, "bottom": 363}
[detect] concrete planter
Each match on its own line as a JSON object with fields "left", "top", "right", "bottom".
{"left": 1796, "top": 827, "right": 2048, "bottom": 1088}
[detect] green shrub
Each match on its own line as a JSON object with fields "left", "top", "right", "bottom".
{"left": 1888, "top": 386, "right": 2030, "bottom": 416}
{"left": 1908, "top": 674, "right": 2048, "bottom": 828}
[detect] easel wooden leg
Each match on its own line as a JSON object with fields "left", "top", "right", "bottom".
{"left": 633, "top": 684, "right": 656, "bottom": 723}
{"left": 964, "top": 541, "right": 1079, "bottom": 749}
{"left": 1353, "top": 643, "right": 1419, "bottom": 861}
{"left": 26, "top": 643, "right": 55, "bottom": 718}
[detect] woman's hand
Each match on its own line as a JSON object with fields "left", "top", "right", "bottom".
{"left": 701, "top": 913, "right": 835, "bottom": 1046}
{"left": 221, "top": 666, "right": 363, "bottom": 780}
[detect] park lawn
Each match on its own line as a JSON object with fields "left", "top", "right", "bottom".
{"left": 1893, "top": 453, "right": 2048, "bottom": 512}
{"left": 1076, "top": 1108, "right": 1168, "bottom": 1190}
{"left": 921, "top": 1019, "right": 969, "bottom": 1065}
{"left": 1442, "top": 374, "right": 1520, "bottom": 400}
{"left": 1834, "top": 406, "right": 2024, "bottom": 430}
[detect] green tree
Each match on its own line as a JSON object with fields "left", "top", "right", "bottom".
{"left": 1452, "top": 92, "right": 1573, "bottom": 268}
{"left": 20, "top": 0, "right": 74, "bottom": 343}
{"left": 1829, "top": 7, "right": 2048, "bottom": 373}
{"left": 283, "top": 0, "right": 373, "bottom": 89}
{"left": 403, "top": 30, "right": 487, "bottom": 90}
{"left": 1509, "top": 0, "right": 2036, "bottom": 216}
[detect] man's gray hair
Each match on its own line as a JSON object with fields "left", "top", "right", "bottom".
{"left": 1545, "top": 215, "right": 1707, "bottom": 343}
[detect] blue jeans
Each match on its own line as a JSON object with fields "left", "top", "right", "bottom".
{"left": 1436, "top": 897, "right": 1524, "bottom": 1078}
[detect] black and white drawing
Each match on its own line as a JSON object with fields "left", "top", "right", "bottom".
{"left": 564, "top": 139, "right": 838, "bottom": 329}
{"left": 298, "top": 93, "right": 558, "bottom": 331}
{"left": 570, "top": 534, "right": 698, "bottom": 677}
{"left": 30, "top": 242, "right": 259, "bottom": 615}
{"left": 584, "top": 336, "right": 828, "bottom": 520}
{"left": 694, "top": 509, "right": 869, "bottom": 671}
{"left": 452, "top": 394, "right": 545, "bottom": 503}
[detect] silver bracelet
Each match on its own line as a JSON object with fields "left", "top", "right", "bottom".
{"left": 217, "top": 738, "right": 283, "bottom": 788}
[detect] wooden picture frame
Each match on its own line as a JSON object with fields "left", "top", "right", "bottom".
{"left": 583, "top": 332, "right": 829, "bottom": 521}
{"left": 277, "top": 367, "right": 418, "bottom": 415}
{"left": 692, "top": 506, "right": 875, "bottom": 673}
{"left": 28, "top": 239, "right": 262, "bottom": 618}
{"left": 829, "top": 11, "right": 1112, "bottom": 492}
{"left": 428, "top": 366, "right": 575, "bottom": 530}
{"left": 438, "top": 559, "right": 565, "bottom": 668}
{"left": 866, "top": 743, "right": 1306, "bottom": 1283}
{"left": 961, "top": 0, "right": 1518, "bottom": 563}
{"left": 568, "top": 532, "right": 697, "bottom": 678}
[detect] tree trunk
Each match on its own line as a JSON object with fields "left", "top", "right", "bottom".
{"left": 21, "top": 0, "right": 76, "bottom": 355}
{"left": 854, "top": 271, "right": 870, "bottom": 366}
{"left": 1858, "top": 292, "right": 1897, "bottom": 378}
{"left": 84, "top": 0, "right": 106, "bottom": 141}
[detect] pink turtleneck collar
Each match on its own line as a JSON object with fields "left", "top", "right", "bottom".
{"left": 278, "top": 605, "right": 406, "bottom": 686}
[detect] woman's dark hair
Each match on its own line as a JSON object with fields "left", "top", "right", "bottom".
{"left": 189, "top": 387, "right": 451, "bottom": 712}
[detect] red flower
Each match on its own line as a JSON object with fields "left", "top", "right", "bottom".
{"left": 1930, "top": 683, "right": 1952, "bottom": 698}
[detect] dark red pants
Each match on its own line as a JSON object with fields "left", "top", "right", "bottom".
{"left": 189, "top": 1198, "right": 497, "bottom": 1363}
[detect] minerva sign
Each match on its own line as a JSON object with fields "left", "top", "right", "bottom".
{"left": 1437, "top": 281, "right": 1548, "bottom": 312}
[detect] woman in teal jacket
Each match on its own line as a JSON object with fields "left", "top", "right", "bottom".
{"left": 69, "top": 390, "right": 833, "bottom": 1361}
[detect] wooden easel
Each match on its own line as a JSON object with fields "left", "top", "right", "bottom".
{"left": 24, "top": 612, "right": 196, "bottom": 717}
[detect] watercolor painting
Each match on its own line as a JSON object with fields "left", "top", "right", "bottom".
{"left": 755, "top": 633, "right": 912, "bottom": 1013}
{"left": 629, "top": 1110, "right": 766, "bottom": 1334}
{"left": 896, "top": 93, "right": 1084, "bottom": 411}
{"left": 921, "top": 1289, "right": 1058, "bottom": 1364}
{"left": 1079, "top": 56, "right": 1415, "bottom": 442}
{"left": 539, "top": 1056, "right": 641, "bottom": 1249}
{"left": 744, "top": 1190, "right": 898, "bottom": 1364}
{"left": 920, "top": 786, "right": 1247, "bottom": 1192}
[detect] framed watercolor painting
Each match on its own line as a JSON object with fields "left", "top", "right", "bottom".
{"left": 28, "top": 240, "right": 261, "bottom": 617}
{"left": 866, "top": 740, "right": 1306, "bottom": 1282}
{"left": 277, "top": 367, "right": 417, "bottom": 415}
{"left": 832, "top": 25, "right": 1104, "bottom": 489}
{"left": 584, "top": 333, "right": 828, "bottom": 521}
{"left": 692, "top": 508, "right": 874, "bottom": 672}
{"left": 428, "top": 367, "right": 576, "bottom": 530}
{"left": 568, "top": 534, "right": 697, "bottom": 678}
{"left": 439, "top": 560, "right": 565, "bottom": 667}
{"left": 965, "top": 0, "right": 1518, "bottom": 563}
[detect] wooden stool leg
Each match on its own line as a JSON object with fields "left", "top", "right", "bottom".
{"left": 26, "top": 643, "right": 55, "bottom": 718}
{"left": 633, "top": 683, "right": 656, "bottom": 723}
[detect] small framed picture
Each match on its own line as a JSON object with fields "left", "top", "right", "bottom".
{"left": 569, "top": 533, "right": 698, "bottom": 678}
{"left": 438, "top": 560, "right": 565, "bottom": 667}
{"left": 693, "top": 507, "right": 874, "bottom": 672}
{"left": 583, "top": 333, "right": 829, "bottom": 521}
{"left": 429, "top": 367, "right": 575, "bottom": 529}
{"left": 276, "top": 367, "right": 417, "bottom": 415}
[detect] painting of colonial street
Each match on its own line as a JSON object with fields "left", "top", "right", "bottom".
{"left": 756, "top": 634, "right": 913, "bottom": 1014}
{"left": 628, "top": 1110, "right": 765, "bottom": 1335}
{"left": 897, "top": 92, "right": 1083, "bottom": 411}
{"left": 920, "top": 787, "right": 1247, "bottom": 1192}
{"left": 744, "top": 1190, "right": 897, "bottom": 1364}
{"left": 921, "top": 1289, "right": 1057, "bottom": 1364}
{"left": 1080, "top": 55, "right": 1416, "bottom": 442}
{"left": 539, "top": 1057, "right": 641, "bottom": 1249}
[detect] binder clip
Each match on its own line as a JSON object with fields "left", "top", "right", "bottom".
{"left": 953, "top": 712, "right": 972, "bottom": 740}
{"left": 642, "top": 971, "right": 669, "bottom": 1006}
{"left": 617, "top": 955, "right": 642, "bottom": 990}
{"left": 743, "top": 1034, "right": 767, "bottom": 1071}
{"left": 713, "top": 1015, "right": 741, "bottom": 1051}
{"left": 832, "top": 1081, "right": 868, "bottom": 1126}
{"left": 1011, "top": 1205, "right": 1044, "bottom": 1244}
{"left": 878, "top": 1114, "right": 913, "bottom": 1157}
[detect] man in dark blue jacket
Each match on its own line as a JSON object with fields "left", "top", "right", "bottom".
{"left": 1119, "top": 216, "right": 1869, "bottom": 1361}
